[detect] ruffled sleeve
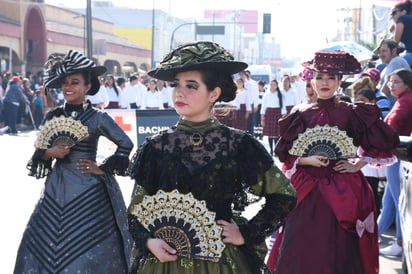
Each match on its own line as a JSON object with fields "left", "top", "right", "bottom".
{"left": 127, "top": 185, "right": 151, "bottom": 272}
{"left": 275, "top": 110, "right": 305, "bottom": 170}
{"left": 26, "top": 109, "right": 59, "bottom": 179}
{"left": 126, "top": 139, "right": 160, "bottom": 271}
{"left": 26, "top": 149, "right": 53, "bottom": 179}
{"left": 350, "top": 103, "right": 399, "bottom": 164}
{"left": 236, "top": 134, "right": 297, "bottom": 246}
{"left": 127, "top": 138, "right": 159, "bottom": 193}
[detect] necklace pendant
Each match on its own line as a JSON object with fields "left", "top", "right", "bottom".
{"left": 71, "top": 111, "right": 78, "bottom": 118}
{"left": 190, "top": 132, "right": 203, "bottom": 146}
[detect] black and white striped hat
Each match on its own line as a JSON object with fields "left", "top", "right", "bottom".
{"left": 43, "top": 50, "right": 106, "bottom": 95}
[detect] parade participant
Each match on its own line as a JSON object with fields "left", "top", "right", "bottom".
{"left": 298, "top": 67, "right": 317, "bottom": 104}
{"left": 126, "top": 41, "right": 296, "bottom": 274}
{"left": 233, "top": 76, "right": 252, "bottom": 131}
{"left": 267, "top": 50, "right": 399, "bottom": 274}
{"left": 14, "top": 50, "right": 134, "bottom": 273}
{"left": 105, "top": 74, "right": 120, "bottom": 108}
{"left": 260, "top": 79, "right": 285, "bottom": 156}
{"left": 378, "top": 68, "right": 412, "bottom": 256}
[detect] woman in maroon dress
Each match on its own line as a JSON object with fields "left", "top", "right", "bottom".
{"left": 267, "top": 50, "right": 400, "bottom": 274}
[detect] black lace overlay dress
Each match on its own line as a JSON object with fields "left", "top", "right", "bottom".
{"left": 127, "top": 118, "right": 296, "bottom": 274}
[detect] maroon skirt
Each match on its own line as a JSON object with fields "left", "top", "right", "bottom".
{"left": 262, "top": 107, "right": 281, "bottom": 137}
{"left": 286, "top": 105, "right": 294, "bottom": 114}
{"left": 234, "top": 104, "right": 248, "bottom": 131}
{"left": 214, "top": 105, "right": 235, "bottom": 127}
{"left": 107, "top": 101, "right": 119, "bottom": 109}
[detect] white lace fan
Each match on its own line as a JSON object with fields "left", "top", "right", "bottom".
{"left": 130, "top": 189, "right": 225, "bottom": 262}
{"left": 34, "top": 116, "right": 89, "bottom": 149}
{"left": 288, "top": 125, "right": 357, "bottom": 159}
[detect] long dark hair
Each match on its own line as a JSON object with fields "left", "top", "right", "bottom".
{"left": 105, "top": 74, "right": 119, "bottom": 96}
{"left": 395, "top": 0, "right": 412, "bottom": 14}
{"left": 271, "top": 79, "right": 283, "bottom": 109}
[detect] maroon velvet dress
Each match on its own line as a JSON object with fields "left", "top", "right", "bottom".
{"left": 267, "top": 97, "right": 399, "bottom": 274}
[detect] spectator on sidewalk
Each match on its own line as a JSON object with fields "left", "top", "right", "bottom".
{"left": 32, "top": 88, "right": 44, "bottom": 129}
{"left": 391, "top": 0, "right": 412, "bottom": 69}
{"left": 375, "top": 39, "right": 411, "bottom": 106}
{"left": 378, "top": 68, "right": 412, "bottom": 256}
{"left": 3, "top": 76, "right": 30, "bottom": 134}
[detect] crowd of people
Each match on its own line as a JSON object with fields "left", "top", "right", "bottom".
{"left": 0, "top": 68, "right": 175, "bottom": 136}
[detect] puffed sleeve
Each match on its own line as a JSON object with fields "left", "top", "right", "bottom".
{"left": 274, "top": 110, "right": 305, "bottom": 171}
{"left": 97, "top": 112, "right": 134, "bottom": 175}
{"left": 350, "top": 103, "right": 399, "bottom": 165}
{"left": 236, "top": 134, "right": 297, "bottom": 246}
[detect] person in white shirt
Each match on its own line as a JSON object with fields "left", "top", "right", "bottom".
{"left": 86, "top": 77, "right": 109, "bottom": 109}
{"left": 157, "top": 79, "right": 173, "bottom": 109}
{"left": 233, "top": 77, "right": 252, "bottom": 131}
{"left": 123, "top": 75, "right": 141, "bottom": 109}
{"left": 291, "top": 73, "right": 307, "bottom": 104}
{"left": 116, "top": 77, "right": 128, "bottom": 109}
{"left": 239, "top": 70, "right": 259, "bottom": 135}
{"left": 141, "top": 78, "right": 163, "bottom": 110}
{"left": 105, "top": 75, "right": 120, "bottom": 108}
{"left": 135, "top": 75, "right": 147, "bottom": 109}
{"left": 260, "top": 79, "right": 286, "bottom": 155}
{"left": 281, "top": 75, "right": 299, "bottom": 113}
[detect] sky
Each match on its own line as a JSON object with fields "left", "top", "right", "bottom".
{"left": 45, "top": 0, "right": 361, "bottom": 61}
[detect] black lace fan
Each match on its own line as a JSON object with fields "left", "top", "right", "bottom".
{"left": 34, "top": 116, "right": 89, "bottom": 149}
{"left": 130, "top": 189, "right": 225, "bottom": 262}
{"left": 288, "top": 125, "right": 357, "bottom": 159}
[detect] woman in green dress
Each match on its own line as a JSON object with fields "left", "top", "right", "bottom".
{"left": 127, "top": 41, "right": 297, "bottom": 274}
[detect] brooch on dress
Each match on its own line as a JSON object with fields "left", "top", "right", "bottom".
{"left": 288, "top": 125, "right": 357, "bottom": 159}
{"left": 130, "top": 189, "right": 225, "bottom": 262}
{"left": 190, "top": 132, "right": 203, "bottom": 146}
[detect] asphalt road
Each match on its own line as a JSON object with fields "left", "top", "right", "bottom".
{"left": 0, "top": 130, "right": 404, "bottom": 273}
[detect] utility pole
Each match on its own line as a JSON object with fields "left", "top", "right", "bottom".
{"left": 86, "top": 0, "right": 93, "bottom": 59}
{"left": 151, "top": 1, "right": 155, "bottom": 68}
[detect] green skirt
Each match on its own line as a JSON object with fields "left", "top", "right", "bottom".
{"left": 135, "top": 244, "right": 261, "bottom": 274}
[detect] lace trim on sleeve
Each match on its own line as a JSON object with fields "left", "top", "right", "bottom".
{"left": 26, "top": 149, "right": 52, "bottom": 179}
{"left": 99, "top": 155, "right": 130, "bottom": 176}
{"left": 360, "top": 155, "right": 398, "bottom": 167}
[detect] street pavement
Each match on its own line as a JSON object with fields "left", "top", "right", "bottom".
{"left": 0, "top": 130, "right": 404, "bottom": 273}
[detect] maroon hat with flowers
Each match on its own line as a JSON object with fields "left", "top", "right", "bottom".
{"left": 361, "top": 68, "right": 380, "bottom": 81}
{"left": 302, "top": 50, "right": 362, "bottom": 75}
{"left": 298, "top": 68, "right": 314, "bottom": 81}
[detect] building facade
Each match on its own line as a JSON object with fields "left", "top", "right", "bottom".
{"left": 0, "top": 0, "right": 150, "bottom": 80}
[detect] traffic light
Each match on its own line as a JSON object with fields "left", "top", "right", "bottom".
{"left": 263, "top": 13, "right": 271, "bottom": 34}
